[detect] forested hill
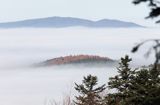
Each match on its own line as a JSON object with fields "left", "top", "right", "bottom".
{"left": 38, "top": 55, "right": 117, "bottom": 67}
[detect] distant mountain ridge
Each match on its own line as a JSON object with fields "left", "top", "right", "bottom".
{"left": 0, "top": 17, "right": 143, "bottom": 28}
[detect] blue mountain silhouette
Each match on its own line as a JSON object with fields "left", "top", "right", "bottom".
{"left": 0, "top": 17, "right": 143, "bottom": 28}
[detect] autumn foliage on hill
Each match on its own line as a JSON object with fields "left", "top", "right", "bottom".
{"left": 43, "top": 55, "right": 114, "bottom": 66}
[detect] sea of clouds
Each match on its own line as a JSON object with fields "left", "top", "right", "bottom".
{"left": 0, "top": 28, "right": 159, "bottom": 105}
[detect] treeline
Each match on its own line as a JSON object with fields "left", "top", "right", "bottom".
{"left": 71, "top": 40, "right": 160, "bottom": 105}
{"left": 70, "top": 55, "right": 160, "bottom": 105}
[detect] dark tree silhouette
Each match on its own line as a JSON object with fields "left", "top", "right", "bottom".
{"left": 132, "top": 1, "right": 160, "bottom": 83}
{"left": 107, "top": 55, "right": 136, "bottom": 105}
{"left": 132, "top": 39, "right": 160, "bottom": 69}
{"left": 133, "top": 0, "right": 160, "bottom": 23}
{"left": 107, "top": 55, "right": 160, "bottom": 105}
{"left": 74, "top": 75, "right": 106, "bottom": 105}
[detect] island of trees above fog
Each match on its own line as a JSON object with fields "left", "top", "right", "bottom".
{"left": 38, "top": 55, "right": 117, "bottom": 67}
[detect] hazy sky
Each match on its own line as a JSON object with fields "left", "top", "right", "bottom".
{"left": 0, "top": 0, "right": 159, "bottom": 26}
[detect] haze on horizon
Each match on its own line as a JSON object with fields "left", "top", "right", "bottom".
{"left": 0, "top": 0, "right": 159, "bottom": 27}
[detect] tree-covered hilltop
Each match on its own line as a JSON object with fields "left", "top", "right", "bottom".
{"left": 38, "top": 55, "right": 117, "bottom": 67}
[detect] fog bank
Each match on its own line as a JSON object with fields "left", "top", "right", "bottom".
{"left": 0, "top": 28, "right": 159, "bottom": 105}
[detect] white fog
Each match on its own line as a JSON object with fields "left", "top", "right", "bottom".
{"left": 0, "top": 28, "right": 159, "bottom": 105}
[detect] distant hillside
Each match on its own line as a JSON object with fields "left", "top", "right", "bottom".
{"left": 0, "top": 17, "right": 143, "bottom": 28}
{"left": 37, "top": 55, "right": 117, "bottom": 67}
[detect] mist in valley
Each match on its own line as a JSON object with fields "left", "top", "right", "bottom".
{"left": 0, "top": 28, "right": 159, "bottom": 105}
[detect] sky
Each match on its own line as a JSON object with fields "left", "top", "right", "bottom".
{"left": 0, "top": 0, "right": 159, "bottom": 27}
